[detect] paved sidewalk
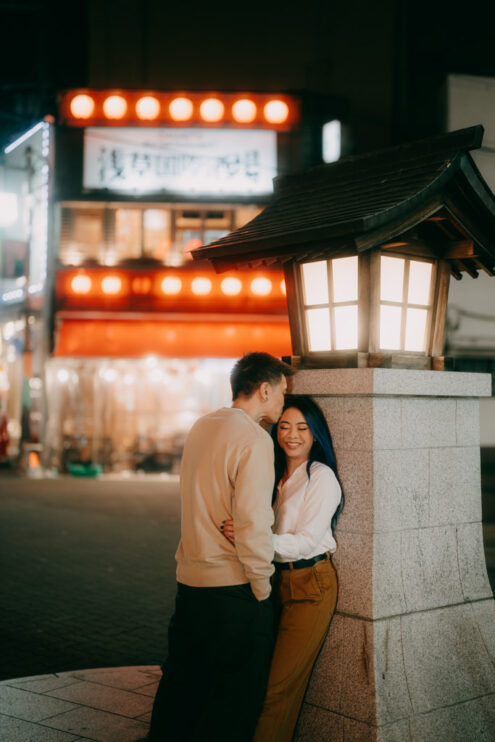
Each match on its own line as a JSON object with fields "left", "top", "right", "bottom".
{"left": 0, "top": 665, "right": 160, "bottom": 741}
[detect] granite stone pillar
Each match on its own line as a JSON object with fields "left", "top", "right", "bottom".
{"left": 292, "top": 369, "right": 495, "bottom": 742}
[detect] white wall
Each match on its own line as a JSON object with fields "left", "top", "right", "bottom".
{"left": 447, "top": 74, "right": 495, "bottom": 190}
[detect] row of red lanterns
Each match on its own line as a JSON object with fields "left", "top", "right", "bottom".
{"left": 64, "top": 90, "right": 294, "bottom": 127}
{"left": 68, "top": 273, "right": 286, "bottom": 298}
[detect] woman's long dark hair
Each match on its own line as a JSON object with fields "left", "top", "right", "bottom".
{"left": 271, "top": 395, "right": 344, "bottom": 531}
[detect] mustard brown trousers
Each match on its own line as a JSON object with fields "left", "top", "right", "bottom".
{"left": 252, "top": 555, "right": 338, "bottom": 742}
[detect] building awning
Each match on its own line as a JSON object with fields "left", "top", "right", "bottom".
{"left": 54, "top": 318, "right": 292, "bottom": 358}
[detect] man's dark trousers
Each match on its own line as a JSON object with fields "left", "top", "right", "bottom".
{"left": 148, "top": 582, "right": 273, "bottom": 742}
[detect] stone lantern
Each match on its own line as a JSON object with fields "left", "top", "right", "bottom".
{"left": 197, "top": 125, "right": 495, "bottom": 371}
{"left": 193, "top": 126, "right": 495, "bottom": 741}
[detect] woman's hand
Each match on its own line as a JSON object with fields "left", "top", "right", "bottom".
{"left": 220, "top": 518, "right": 235, "bottom": 545}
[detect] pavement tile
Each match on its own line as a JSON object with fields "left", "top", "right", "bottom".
{"left": 0, "top": 713, "right": 80, "bottom": 741}
{"left": 6, "top": 675, "right": 81, "bottom": 693}
{"left": 71, "top": 666, "right": 160, "bottom": 690}
{"left": 137, "top": 711, "right": 152, "bottom": 722}
{"left": 41, "top": 706, "right": 149, "bottom": 742}
{"left": 0, "top": 686, "right": 79, "bottom": 722}
{"left": 46, "top": 681, "right": 153, "bottom": 717}
{"left": 133, "top": 680, "right": 159, "bottom": 697}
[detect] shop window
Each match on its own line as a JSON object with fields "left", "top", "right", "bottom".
{"left": 172, "top": 210, "right": 231, "bottom": 262}
{"left": 58, "top": 203, "right": 261, "bottom": 267}
{"left": 143, "top": 209, "right": 171, "bottom": 260}
{"left": 113, "top": 209, "right": 142, "bottom": 262}
{"left": 59, "top": 206, "right": 105, "bottom": 265}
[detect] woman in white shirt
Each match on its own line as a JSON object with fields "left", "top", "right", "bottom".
{"left": 222, "top": 395, "right": 343, "bottom": 742}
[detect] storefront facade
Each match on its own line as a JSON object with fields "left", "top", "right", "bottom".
{"left": 0, "top": 121, "right": 54, "bottom": 464}
{"left": 43, "top": 90, "right": 318, "bottom": 472}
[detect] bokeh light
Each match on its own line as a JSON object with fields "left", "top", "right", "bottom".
{"left": 191, "top": 277, "right": 213, "bottom": 295}
{"left": 71, "top": 275, "right": 92, "bottom": 294}
{"left": 232, "top": 99, "right": 257, "bottom": 123}
{"left": 263, "top": 99, "right": 289, "bottom": 124}
{"left": 161, "top": 276, "right": 182, "bottom": 295}
{"left": 169, "top": 97, "right": 193, "bottom": 121}
{"left": 103, "top": 95, "right": 127, "bottom": 119}
{"left": 136, "top": 96, "right": 160, "bottom": 120}
{"left": 250, "top": 277, "right": 272, "bottom": 296}
{"left": 101, "top": 276, "right": 123, "bottom": 295}
{"left": 200, "top": 98, "right": 224, "bottom": 122}
{"left": 70, "top": 94, "right": 95, "bottom": 119}
{"left": 221, "top": 277, "right": 243, "bottom": 296}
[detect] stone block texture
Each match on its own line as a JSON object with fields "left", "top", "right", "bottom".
{"left": 292, "top": 369, "right": 495, "bottom": 742}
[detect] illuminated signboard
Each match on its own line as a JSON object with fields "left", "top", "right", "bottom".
{"left": 83, "top": 127, "right": 277, "bottom": 196}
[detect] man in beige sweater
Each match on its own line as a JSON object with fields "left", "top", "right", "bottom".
{"left": 147, "top": 352, "right": 294, "bottom": 742}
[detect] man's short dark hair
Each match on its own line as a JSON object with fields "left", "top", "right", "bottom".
{"left": 230, "top": 352, "right": 295, "bottom": 400}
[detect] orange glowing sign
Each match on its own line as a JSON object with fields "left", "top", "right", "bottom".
{"left": 60, "top": 90, "right": 299, "bottom": 130}
{"left": 57, "top": 268, "right": 288, "bottom": 314}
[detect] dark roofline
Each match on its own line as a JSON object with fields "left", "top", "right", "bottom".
{"left": 273, "top": 125, "right": 484, "bottom": 195}
{"left": 192, "top": 125, "right": 495, "bottom": 274}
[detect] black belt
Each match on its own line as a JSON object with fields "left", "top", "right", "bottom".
{"left": 274, "top": 553, "right": 330, "bottom": 571}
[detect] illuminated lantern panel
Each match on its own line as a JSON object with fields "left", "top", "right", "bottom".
{"left": 379, "top": 256, "right": 433, "bottom": 352}
{"left": 221, "top": 277, "right": 243, "bottom": 296}
{"left": 71, "top": 275, "right": 92, "bottom": 294}
{"left": 191, "top": 277, "right": 212, "bottom": 295}
{"left": 101, "top": 276, "right": 123, "bottom": 295}
{"left": 136, "top": 96, "right": 160, "bottom": 120}
{"left": 280, "top": 279, "right": 286, "bottom": 296}
{"left": 70, "top": 94, "right": 95, "bottom": 119}
{"left": 232, "top": 99, "right": 257, "bottom": 123}
{"left": 302, "top": 261, "right": 328, "bottom": 305}
{"left": 169, "top": 97, "right": 194, "bottom": 121}
{"left": 301, "top": 257, "right": 358, "bottom": 352}
{"left": 306, "top": 308, "right": 331, "bottom": 351}
{"left": 199, "top": 98, "right": 224, "bottom": 122}
{"left": 103, "top": 95, "right": 127, "bottom": 119}
{"left": 264, "top": 99, "right": 289, "bottom": 124}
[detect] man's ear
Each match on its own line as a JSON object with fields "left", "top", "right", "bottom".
{"left": 259, "top": 382, "right": 270, "bottom": 401}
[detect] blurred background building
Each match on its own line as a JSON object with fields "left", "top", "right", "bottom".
{"left": 0, "top": 0, "right": 494, "bottom": 475}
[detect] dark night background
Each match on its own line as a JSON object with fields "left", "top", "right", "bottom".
{"left": 1, "top": 0, "right": 495, "bottom": 155}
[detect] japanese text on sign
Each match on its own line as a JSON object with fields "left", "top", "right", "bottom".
{"left": 83, "top": 128, "right": 277, "bottom": 196}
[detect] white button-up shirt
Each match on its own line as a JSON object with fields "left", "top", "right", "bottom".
{"left": 272, "top": 460, "right": 341, "bottom": 563}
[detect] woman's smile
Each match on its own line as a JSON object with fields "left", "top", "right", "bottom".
{"left": 277, "top": 407, "right": 314, "bottom": 469}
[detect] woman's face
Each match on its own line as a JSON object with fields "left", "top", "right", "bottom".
{"left": 277, "top": 407, "right": 314, "bottom": 468}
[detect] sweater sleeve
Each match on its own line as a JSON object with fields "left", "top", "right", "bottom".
{"left": 273, "top": 466, "right": 341, "bottom": 561}
{"left": 232, "top": 435, "right": 275, "bottom": 600}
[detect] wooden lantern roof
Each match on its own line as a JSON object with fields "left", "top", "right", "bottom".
{"left": 193, "top": 125, "right": 495, "bottom": 280}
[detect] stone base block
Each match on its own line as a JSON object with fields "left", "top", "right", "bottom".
{"left": 294, "top": 602, "right": 495, "bottom": 742}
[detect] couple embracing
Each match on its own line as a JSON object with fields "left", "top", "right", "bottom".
{"left": 147, "top": 352, "right": 344, "bottom": 742}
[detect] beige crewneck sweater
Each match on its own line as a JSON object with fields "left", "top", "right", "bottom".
{"left": 176, "top": 407, "right": 275, "bottom": 600}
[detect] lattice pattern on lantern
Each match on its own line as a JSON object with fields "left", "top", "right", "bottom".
{"left": 301, "top": 257, "right": 358, "bottom": 352}
{"left": 379, "top": 257, "right": 433, "bottom": 352}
